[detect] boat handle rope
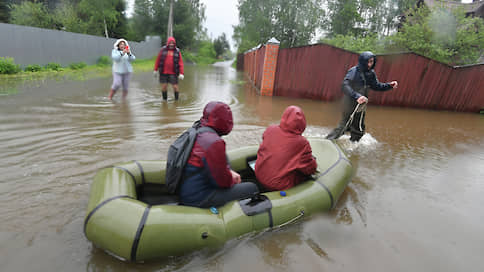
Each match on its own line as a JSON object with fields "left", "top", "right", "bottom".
{"left": 274, "top": 210, "right": 305, "bottom": 229}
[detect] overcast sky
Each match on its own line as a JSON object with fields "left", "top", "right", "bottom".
{"left": 126, "top": 0, "right": 239, "bottom": 50}
{"left": 125, "top": 0, "right": 474, "bottom": 49}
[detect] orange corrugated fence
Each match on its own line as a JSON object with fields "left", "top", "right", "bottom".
{"left": 240, "top": 43, "right": 484, "bottom": 113}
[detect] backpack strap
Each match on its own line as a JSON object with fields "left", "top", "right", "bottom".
{"left": 197, "top": 126, "right": 217, "bottom": 135}
{"left": 178, "top": 126, "right": 217, "bottom": 186}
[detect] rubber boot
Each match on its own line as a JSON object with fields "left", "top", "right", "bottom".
{"left": 108, "top": 89, "right": 115, "bottom": 100}
{"left": 174, "top": 91, "right": 179, "bottom": 100}
{"left": 162, "top": 91, "right": 168, "bottom": 100}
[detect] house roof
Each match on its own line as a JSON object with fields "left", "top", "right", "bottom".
{"left": 423, "top": 0, "right": 484, "bottom": 14}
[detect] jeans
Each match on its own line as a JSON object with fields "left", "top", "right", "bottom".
{"left": 198, "top": 182, "right": 259, "bottom": 208}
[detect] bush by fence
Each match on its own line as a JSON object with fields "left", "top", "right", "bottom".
{"left": 0, "top": 57, "right": 21, "bottom": 74}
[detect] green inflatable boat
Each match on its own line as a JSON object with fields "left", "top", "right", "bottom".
{"left": 84, "top": 139, "right": 353, "bottom": 262}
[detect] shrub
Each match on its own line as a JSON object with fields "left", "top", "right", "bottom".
{"left": 0, "top": 57, "right": 21, "bottom": 74}
{"left": 44, "top": 62, "right": 62, "bottom": 71}
{"left": 69, "top": 62, "right": 87, "bottom": 70}
{"left": 96, "top": 56, "right": 111, "bottom": 66}
{"left": 181, "top": 50, "right": 197, "bottom": 64}
{"left": 24, "top": 64, "right": 43, "bottom": 72}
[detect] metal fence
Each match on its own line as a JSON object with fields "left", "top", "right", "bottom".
{"left": 0, "top": 23, "right": 161, "bottom": 67}
{"left": 243, "top": 43, "right": 484, "bottom": 113}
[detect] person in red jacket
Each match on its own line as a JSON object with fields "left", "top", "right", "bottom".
{"left": 153, "top": 36, "right": 184, "bottom": 100}
{"left": 255, "top": 106, "right": 317, "bottom": 191}
{"left": 179, "top": 101, "right": 259, "bottom": 207}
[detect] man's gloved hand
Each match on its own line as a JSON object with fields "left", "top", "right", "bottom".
{"left": 153, "top": 70, "right": 158, "bottom": 78}
{"left": 178, "top": 74, "right": 184, "bottom": 80}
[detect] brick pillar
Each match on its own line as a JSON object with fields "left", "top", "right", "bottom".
{"left": 260, "top": 38, "right": 280, "bottom": 96}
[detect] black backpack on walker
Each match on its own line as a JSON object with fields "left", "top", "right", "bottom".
{"left": 165, "top": 121, "right": 215, "bottom": 194}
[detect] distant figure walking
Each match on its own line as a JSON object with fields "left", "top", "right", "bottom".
{"left": 108, "top": 39, "right": 136, "bottom": 100}
{"left": 153, "top": 36, "right": 184, "bottom": 101}
{"left": 326, "top": 51, "right": 398, "bottom": 142}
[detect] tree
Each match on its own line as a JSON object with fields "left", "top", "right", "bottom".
{"left": 9, "top": 1, "right": 56, "bottom": 29}
{"left": 390, "top": 5, "right": 484, "bottom": 65}
{"left": 324, "top": 0, "right": 363, "bottom": 37}
{"left": 233, "top": 0, "right": 324, "bottom": 52}
{"left": 77, "top": 0, "right": 127, "bottom": 38}
{"left": 131, "top": 0, "right": 155, "bottom": 41}
{"left": 135, "top": 0, "right": 205, "bottom": 48}
{"left": 0, "top": 0, "right": 11, "bottom": 23}
{"left": 322, "top": 0, "right": 414, "bottom": 38}
{"left": 54, "top": 0, "right": 87, "bottom": 33}
{"left": 110, "top": 0, "right": 128, "bottom": 38}
{"left": 213, "top": 33, "right": 230, "bottom": 57}
{"left": 233, "top": 0, "right": 274, "bottom": 52}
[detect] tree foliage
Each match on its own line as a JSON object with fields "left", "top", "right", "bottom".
{"left": 8, "top": 0, "right": 127, "bottom": 38}
{"left": 389, "top": 5, "right": 484, "bottom": 65}
{"left": 9, "top": 1, "right": 56, "bottom": 29}
{"left": 213, "top": 33, "right": 230, "bottom": 57}
{"left": 322, "top": 34, "right": 385, "bottom": 54}
{"left": 322, "top": 3, "right": 484, "bottom": 65}
{"left": 130, "top": 0, "right": 155, "bottom": 41}
{"left": 323, "top": 0, "right": 414, "bottom": 37}
{"left": 0, "top": 0, "right": 11, "bottom": 23}
{"left": 234, "top": 0, "right": 324, "bottom": 52}
{"left": 77, "top": 0, "right": 126, "bottom": 37}
{"left": 131, "top": 0, "right": 205, "bottom": 48}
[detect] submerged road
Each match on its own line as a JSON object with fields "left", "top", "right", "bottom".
{"left": 0, "top": 61, "right": 483, "bottom": 271}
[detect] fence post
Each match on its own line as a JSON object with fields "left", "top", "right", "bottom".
{"left": 260, "top": 38, "right": 280, "bottom": 96}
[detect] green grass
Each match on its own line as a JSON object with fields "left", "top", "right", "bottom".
{"left": 0, "top": 88, "right": 18, "bottom": 96}
{"left": 0, "top": 56, "right": 159, "bottom": 82}
{"left": 229, "top": 80, "right": 246, "bottom": 85}
{"left": 0, "top": 52, "right": 218, "bottom": 83}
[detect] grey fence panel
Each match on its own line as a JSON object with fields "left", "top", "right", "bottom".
{"left": 0, "top": 23, "right": 161, "bottom": 67}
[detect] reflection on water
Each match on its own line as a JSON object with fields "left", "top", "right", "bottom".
{"left": 0, "top": 60, "right": 483, "bottom": 271}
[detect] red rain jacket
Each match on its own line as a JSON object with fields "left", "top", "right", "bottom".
{"left": 179, "top": 102, "right": 235, "bottom": 206}
{"left": 154, "top": 36, "right": 184, "bottom": 75}
{"left": 255, "top": 106, "right": 317, "bottom": 191}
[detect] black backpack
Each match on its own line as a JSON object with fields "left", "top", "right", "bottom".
{"left": 165, "top": 121, "right": 216, "bottom": 194}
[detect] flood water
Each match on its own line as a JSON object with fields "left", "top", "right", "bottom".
{"left": 1, "top": 61, "right": 483, "bottom": 272}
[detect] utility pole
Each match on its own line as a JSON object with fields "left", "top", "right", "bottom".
{"left": 103, "top": 16, "right": 109, "bottom": 38}
{"left": 167, "top": 0, "right": 174, "bottom": 37}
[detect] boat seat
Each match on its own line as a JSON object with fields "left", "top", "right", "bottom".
{"left": 138, "top": 183, "right": 180, "bottom": 205}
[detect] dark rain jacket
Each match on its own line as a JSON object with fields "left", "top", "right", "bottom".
{"left": 179, "top": 102, "right": 235, "bottom": 206}
{"left": 255, "top": 106, "right": 317, "bottom": 191}
{"left": 342, "top": 51, "right": 393, "bottom": 104}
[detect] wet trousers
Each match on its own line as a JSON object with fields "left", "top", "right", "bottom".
{"left": 326, "top": 99, "right": 366, "bottom": 142}
{"left": 111, "top": 72, "right": 131, "bottom": 91}
{"left": 198, "top": 182, "right": 259, "bottom": 208}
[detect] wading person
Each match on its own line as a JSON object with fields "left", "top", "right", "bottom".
{"left": 108, "top": 39, "right": 136, "bottom": 100}
{"left": 255, "top": 106, "right": 317, "bottom": 191}
{"left": 153, "top": 36, "right": 184, "bottom": 101}
{"left": 326, "top": 51, "right": 398, "bottom": 142}
{"left": 178, "top": 101, "right": 259, "bottom": 207}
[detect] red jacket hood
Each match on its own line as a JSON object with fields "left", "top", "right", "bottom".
{"left": 166, "top": 36, "right": 176, "bottom": 46}
{"left": 201, "top": 102, "right": 233, "bottom": 135}
{"left": 279, "top": 106, "right": 306, "bottom": 135}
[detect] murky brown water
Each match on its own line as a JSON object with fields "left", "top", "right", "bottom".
{"left": 1, "top": 61, "right": 483, "bottom": 272}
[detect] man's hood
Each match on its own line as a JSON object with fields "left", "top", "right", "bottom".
{"left": 279, "top": 106, "right": 306, "bottom": 135}
{"left": 358, "top": 51, "right": 376, "bottom": 72}
{"left": 200, "top": 101, "right": 233, "bottom": 136}
{"left": 166, "top": 36, "right": 176, "bottom": 47}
